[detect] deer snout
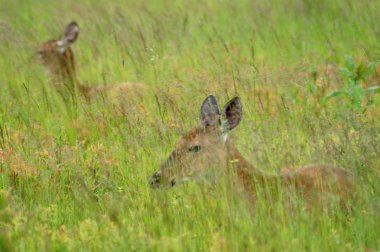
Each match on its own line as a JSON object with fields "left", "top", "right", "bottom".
{"left": 149, "top": 171, "right": 162, "bottom": 188}
{"left": 149, "top": 170, "right": 176, "bottom": 189}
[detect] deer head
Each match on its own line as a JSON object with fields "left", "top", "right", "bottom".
{"left": 37, "top": 21, "right": 79, "bottom": 83}
{"left": 149, "top": 95, "right": 243, "bottom": 188}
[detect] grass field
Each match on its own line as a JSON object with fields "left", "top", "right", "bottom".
{"left": 0, "top": 0, "right": 380, "bottom": 251}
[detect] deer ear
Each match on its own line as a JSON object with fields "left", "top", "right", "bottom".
{"left": 200, "top": 95, "right": 220, "bottom": 127}
{"left": 63, "top": 21, "right": 79, "bottom": 44}
{"left": 221, "top": 97, "right": 242, "bottom": 132}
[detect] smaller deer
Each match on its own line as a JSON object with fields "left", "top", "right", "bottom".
{"left": 149, "top": 95, "right": 356, "bottom": 209}
{"left": 37, "top": 21, "right": 144, "bottom": 100}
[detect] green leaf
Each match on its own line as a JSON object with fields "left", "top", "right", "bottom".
{"left": 338, "top": 67, "right": 354, "bottom": 80}
{"left": 346, "top": 79, "right": 357, "bottom": 88}
{"left": 348, "top": 85, "right": 366, "bottom": 109}
{"left": 322, "top": 90, "right": 347, "bottom": 104}
{"left": 307, "top": 81, "right": 317, "bottom": 95}
{"left": 367, "top": 61, "right": 378, "bottom": 74}
{"left": 344, "top": 55, "right": 356, "bottom": 71}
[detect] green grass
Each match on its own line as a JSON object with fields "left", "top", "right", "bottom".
{"left": 0, "top": 0, "right": 380, "bottom": 251}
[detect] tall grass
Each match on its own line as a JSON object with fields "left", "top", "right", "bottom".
{"left": 0, "top": 0, "right": 379, "bottom": 251}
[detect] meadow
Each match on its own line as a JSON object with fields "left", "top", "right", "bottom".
{"left": 0, "top": 0, "right": 379, "bottom": 251}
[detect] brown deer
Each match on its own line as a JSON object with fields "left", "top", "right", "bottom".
{"left": 149, "top": 95, "right": 356, "bottom": 209}
{"left": 37, "top": 21, "right": 144, "bottom": 100}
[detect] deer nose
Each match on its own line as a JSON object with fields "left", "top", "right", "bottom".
{"left": 170, "top": 178, "right": 176, "bottom": 186}
{"left": 149, "top": 173, "right": 161, "bottom": 188}
{"left": 36, "top": 50, "right": 44, "bottom": 58}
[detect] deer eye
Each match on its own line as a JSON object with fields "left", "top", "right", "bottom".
{"left": 188, "top": 145, "right": 202, "bottom": 152}
{"left": 37, "top": 50, "right": 45, "bottom": 57}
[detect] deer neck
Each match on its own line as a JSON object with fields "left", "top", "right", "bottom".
{"left": 56, "top": 48, "right": 78, "bottom": 84}
{"left": 56, "top": 50, "right": 93, "bottom": 98}
{"left": 225, "top": 138, "right": 280, "bottom": 195}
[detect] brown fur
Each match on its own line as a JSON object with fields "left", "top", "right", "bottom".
{"left": 39, "top": 39, "right": 76, "bottom": 82}
{"left": 226, "top": 138, "right": 355, "bottom": 209}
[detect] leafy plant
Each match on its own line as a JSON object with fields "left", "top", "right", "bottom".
{"left": 323, "top": 56, "right": 380, "bottom": 111}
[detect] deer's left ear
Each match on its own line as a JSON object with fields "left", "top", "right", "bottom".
{"left": 221, "top": 97, "right": 242, "bottom": 132}
{"left": 63, "top": 21, "right": 79, "bottom": 44}
{"left": 57, "top": 21, "right": 79, "bottom": 53}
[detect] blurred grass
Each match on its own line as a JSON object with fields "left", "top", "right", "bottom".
{"left": 0, "top": 0, "right": 379, "bottom": 251}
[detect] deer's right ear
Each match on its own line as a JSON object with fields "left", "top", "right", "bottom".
{"left": 63, "top": 21, "right": 79, "bottom": 44}
{"left": 200, "top": 95, "right": 220, "bottom": 127}
{"left": 221, "top": 97, "right": 242, "bottom": 132}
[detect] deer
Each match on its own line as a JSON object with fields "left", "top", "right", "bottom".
{"left": 149, "top": 95, "right": 356, "bottom": 210}
{"left": 37, "top": 21, "right": 144, "bottom": 101}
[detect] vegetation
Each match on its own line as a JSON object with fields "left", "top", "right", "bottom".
{"left": 0, "top": 0, "right": 379, "bottom": 251}
{"left": 323, "top": 55, "right": 380, "bottom": 111}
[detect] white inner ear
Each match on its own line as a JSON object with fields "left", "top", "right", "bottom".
{"left": 71, "top": 26, "right": 79, "bottom": 35}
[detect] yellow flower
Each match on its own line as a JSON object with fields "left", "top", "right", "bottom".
{"left": 230, "top": 159, "right": 239, "bottom": 164}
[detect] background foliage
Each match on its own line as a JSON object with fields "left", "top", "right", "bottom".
{"left": 0, "top": 0, "right": 379, "bottom": 251}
